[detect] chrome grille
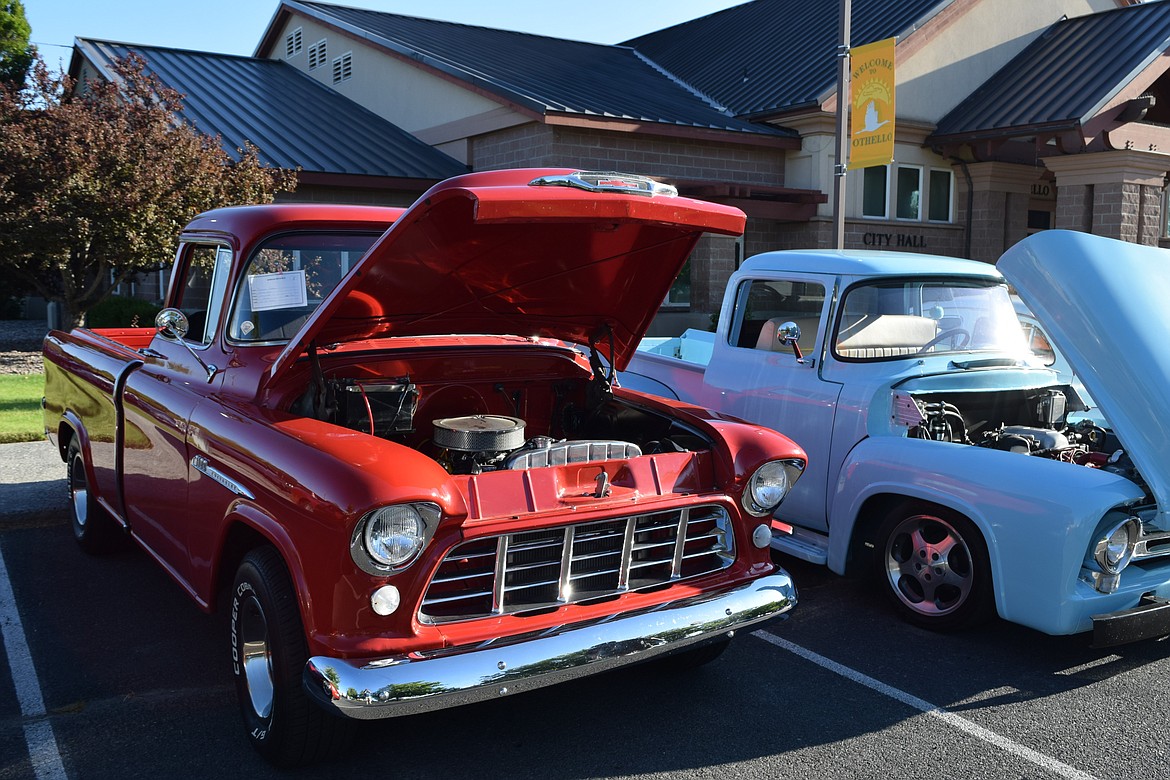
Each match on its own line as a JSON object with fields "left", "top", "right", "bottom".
{"left": 420, "top": 505, "right": 735, "bottom": 623}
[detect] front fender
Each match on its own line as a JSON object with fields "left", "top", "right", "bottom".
{"left": 828, "top": 436, "right": 1145, "bottom": 632}
{"left": 214, "top": 501, "right": 310, "bottom": 615}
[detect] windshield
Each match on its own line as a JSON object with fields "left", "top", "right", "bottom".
{"left": 833, "top": 278, "right": 1027, "bottom": 361}
{"left": 228, "top": 232, "right": 380, "bottom": 344}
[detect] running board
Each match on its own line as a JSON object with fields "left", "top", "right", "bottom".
{"left": 770, "top": 525, "right": 828, "bottom": 565}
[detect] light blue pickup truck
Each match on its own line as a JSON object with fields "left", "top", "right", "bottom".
{"left": 624, "top": 231, "right": 1170, "bottom": 645}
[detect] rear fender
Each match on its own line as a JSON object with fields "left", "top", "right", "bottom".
{"left": 56, "top": 414, "right": 124, "bottom": 527}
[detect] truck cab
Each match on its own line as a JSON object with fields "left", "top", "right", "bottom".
{"left": 625, "top": 238, "right": 1170, "bottom": 644}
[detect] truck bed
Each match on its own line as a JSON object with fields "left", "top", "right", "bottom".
{"left": 622, "top": 331, "right": 711, "bottom": 404}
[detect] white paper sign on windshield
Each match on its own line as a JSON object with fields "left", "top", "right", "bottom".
{"left": 249, "top": 270, "right": 308, "bottom": 312}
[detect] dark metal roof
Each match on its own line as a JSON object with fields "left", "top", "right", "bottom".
{"left": 624, "top": 0, "right": 950, "bottom": 118}
{"left": 931, "top": 2, "right": 1170, "bottom": 142}
{"left": 74, "top": 39, "right": 468, "bottom": 181}
{"left": 280, "top": 1, "right": 793, "bottom": 138}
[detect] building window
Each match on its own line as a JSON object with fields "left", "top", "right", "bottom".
{"left": 1027, "top": 209, "right": 1052, "bottom": 234}
{"left": 667, "top": 258, "right": 691, "bottom": 306}
{"left": 895, "top": 165, "right": 922, "bottom": 220}
{"left": 332, "top": 52, "right": 353, "bottom": 84}
{"left": 308, "top": 40, "right": 327, "bottom": 70}
{"left": 862, "top": 166, "right": 888, "bottom": 218}
{"left": 928, "top": 169, "right": 953, "bottom": 222}
{"left": 285, "top": 27, "right": 303, "bottom": 58}
{"left": 862, "top": 164, "right": 952, "bottom": 223}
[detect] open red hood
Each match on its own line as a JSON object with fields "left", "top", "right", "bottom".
{"left": 267, "top": 169, "right": 745, "bottom": 386}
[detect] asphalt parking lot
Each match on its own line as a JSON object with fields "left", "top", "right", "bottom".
{"left": 2, "top": 439, "right": 1169, "bottom": 779}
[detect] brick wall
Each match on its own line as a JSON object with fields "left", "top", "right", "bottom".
{"left": 1054, "top": 184, "right": 1093, "bottom": 232}
{"left": 471, "top": 124, "right": 785, "bottom": 185}
{"left": 760, "top": 219, "right": 966, "bottom": 258}
{"left": 1053, "top": 181, "right": 1167, "bottom": 246}
{"left": 276, "top": 184, "right": 419, "bottom": 207}
{"left": 1140, "top": 183, "right": 1164, "bottom": 245}
{"left": 1090, "top": 182, "right": 1127, "bottom": 239}
{"left": 1099, "top": 182, "right": 1165, "bottom": 245}
{"left": 471, "top": 124, "right": 556, "bottom": 169}
{"left": 967, "top": 190, "right": 1005, "bottom": 262}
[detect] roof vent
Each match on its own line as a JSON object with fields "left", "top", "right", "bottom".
{"left": 308, "top": 39, "right": 327, "bottom": 70}
{"left": 285, "top": 27, "right": 303, "bottom": 58}
{"left": 332, "top": 52, "right": 352, "bottom": 84}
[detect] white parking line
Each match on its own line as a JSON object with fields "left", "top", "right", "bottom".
{"left": 0, "top": 544, "right": 68, "bottom": 780}
{"left": 754, "top": 630, "right": 1100, "bottom": 780}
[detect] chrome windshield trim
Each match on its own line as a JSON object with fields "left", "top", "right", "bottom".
{"left": 190, "top": 455, "right": 253, "bottom": 499}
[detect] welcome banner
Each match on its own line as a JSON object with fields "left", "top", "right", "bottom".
{"left": 848, "top": 37, "right": 896, "bottom": 170}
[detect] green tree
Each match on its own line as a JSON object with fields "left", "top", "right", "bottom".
{"left": 0, "top": 0, "right": 32, "bottom": 91}
{"left": 0, "top": 53, "right": 298, "bottom": 327}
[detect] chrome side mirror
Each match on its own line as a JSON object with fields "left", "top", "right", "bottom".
{"left": 776, "top": 321, "right": 801, "bottom": 346}
{"left": 776, "top": 321, "right": 811, "bottom": 366}
{"left": 155, "top": 308, "right": 190, "bottom": 340}
{"left": 152, "top": 308, "right": 218, "bottom": 382}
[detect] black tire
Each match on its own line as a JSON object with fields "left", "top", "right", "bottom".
{"left": 231, "top": 546, "right": 354, "bottom": 767}
{"left": 66, "top": 438, "right": 122, "bottom": 554}
{"left": 873, "top": 502, "right": 994, "bottom": 631}
{"left": 650, "top": 638, "right": 731, "bottom": 672}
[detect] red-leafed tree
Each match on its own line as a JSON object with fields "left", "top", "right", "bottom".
{"left": 0, "top": 54, "right": 298, "bottom": 327}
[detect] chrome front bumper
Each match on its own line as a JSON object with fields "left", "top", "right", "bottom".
{"left": 303, "top": 572, "right": 796, "bottom": 720}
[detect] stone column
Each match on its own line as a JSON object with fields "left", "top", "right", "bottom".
{"left": 1043, "top": 151, "right": 1169, "bottom": 245}
{"left": 961, "top": 161, "right": 1046, "bottom": 262}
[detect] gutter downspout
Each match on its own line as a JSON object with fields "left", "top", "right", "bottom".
{"left": 951, "top": 156, "right": 974, "bottom": 259}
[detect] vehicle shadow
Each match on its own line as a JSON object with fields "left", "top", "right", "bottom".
{"left": 6, "top": 521, "right": 1166, "bottom": 779}
{"left": 772, "top": 553, "right": 1170, "bottom": 714}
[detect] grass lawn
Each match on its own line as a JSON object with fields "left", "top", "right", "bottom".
{"left": 0, "top": 373, "right": 46, "bottom": 444}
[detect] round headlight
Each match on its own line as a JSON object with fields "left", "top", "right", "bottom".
{"left": 1094, "top": 517, "right": 1139, "bottom": 574}
{"left": 364, "top": 505, "right": 427, "bottom": 567}
{"left": 744, "top": 460, "right": 799, "bottom": 517}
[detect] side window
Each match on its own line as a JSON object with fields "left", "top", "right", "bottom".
{"left": 666, "top": 257, "right": 691, "bottom": 306}
{"left": 1021, "top": 321, "right": 1056, "bottom": 366}
{"left": 729, "top": 279, "right": 826, "bottom": 356}
{"left": 174, "top": 244, "right": 231, "bottom": 346}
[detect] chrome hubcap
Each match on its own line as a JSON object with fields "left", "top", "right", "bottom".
{"left": 69, "top": 454, "right": 88, "bottom": 528}
{"left": 884, "top": 514, "right": 973, "bottom": 616}
{"left": 240, "top": 597, "right": 275, "bottom": 718}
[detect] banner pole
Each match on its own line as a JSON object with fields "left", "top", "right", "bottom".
{"left": 833, "top": 0, "right": 851, "bottom": 249}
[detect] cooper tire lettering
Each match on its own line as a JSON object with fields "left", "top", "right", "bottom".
{"left": 231, "top": 547, "right": 353, "bottom": 766}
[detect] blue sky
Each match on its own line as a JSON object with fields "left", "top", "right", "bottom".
{"left": 26, "top": 0, "right": 749, "bottom": 66}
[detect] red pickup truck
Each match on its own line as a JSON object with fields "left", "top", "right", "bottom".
{"left": 42, "top": 169, "right": 805, "bottom": 766}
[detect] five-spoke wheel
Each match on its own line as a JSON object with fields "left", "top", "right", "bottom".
{"left": 875, "top": 503, "right": 993, "bottom": 630}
